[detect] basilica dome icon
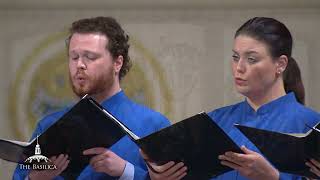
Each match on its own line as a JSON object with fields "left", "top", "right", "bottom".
{"left": 24, "top": 136, "right": 50, "bottom": 163}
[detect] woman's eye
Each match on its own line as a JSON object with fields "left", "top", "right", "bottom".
{"left": 247, "top": 57, "right": 258, "bottom": 64}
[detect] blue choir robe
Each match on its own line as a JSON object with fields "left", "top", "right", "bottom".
{"left": 13, "top": 90, "right": 170, "bottom": 180}
{"left": 209, "top": 93, "right": 320, "bottom": 180}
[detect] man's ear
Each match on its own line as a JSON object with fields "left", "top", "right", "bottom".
{"left": 114, "top": 55, "right": 123, "bottom": 74}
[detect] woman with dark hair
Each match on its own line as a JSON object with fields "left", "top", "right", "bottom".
{"left": 142, "top": 17, "right": 320, "bottom": 180}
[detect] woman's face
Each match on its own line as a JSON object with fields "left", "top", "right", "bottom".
{"left": 231, "top": 35, "right": 279, "bottom": 98}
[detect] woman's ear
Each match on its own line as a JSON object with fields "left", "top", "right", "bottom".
{"left": 276, "top": 55, "right": 288, "bottom": 74}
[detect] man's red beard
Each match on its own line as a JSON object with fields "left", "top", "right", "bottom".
{"left": 69, "top": 69, "right": 115, "bottom": 98}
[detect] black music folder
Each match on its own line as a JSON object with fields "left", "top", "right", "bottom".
{"left": 135, "top": 112, "right": 242, "bottom": 179}
{"left": 0, "top": 96, "right": 241, "bottom": 179}
{"left": 0, "top": 96, "right": 126, "bottom": 179}
{"left": 235, "top": 123, "right": 320, "bottom": 178}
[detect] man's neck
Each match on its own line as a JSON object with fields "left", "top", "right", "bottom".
{"left": 91, "top": 83, "right": 121, "bottom": 103}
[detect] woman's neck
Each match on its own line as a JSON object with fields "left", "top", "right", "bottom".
{"left": 246, "top": 81, "right": 286, "bottom": 111}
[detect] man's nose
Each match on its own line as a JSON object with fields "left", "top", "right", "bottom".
{"left": 77, "top": 58, "right": 86, "bottom": 69}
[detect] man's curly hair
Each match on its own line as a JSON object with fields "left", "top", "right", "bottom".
{"left": 66, "top": 16, "right": 131, "bottom": 80}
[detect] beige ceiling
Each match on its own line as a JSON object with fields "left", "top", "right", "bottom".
{"left": 1, "top": 0, "right": 320, "bottom": 10}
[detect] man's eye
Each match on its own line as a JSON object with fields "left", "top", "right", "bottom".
{"left": 70, "top": 54, "right": 79, "bottom": 60}
{"left": 232, "top": 55, "right": 240, "bottom": 62}
{"left": 85, "top": 54, "right": 98, "bottom": 60}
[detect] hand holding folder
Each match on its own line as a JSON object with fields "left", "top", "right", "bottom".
{"left": 0, "top": 95, "right": 242, "bottom": 179}
{"left": 235, "top": 123, "right": 320, "bottom": 178}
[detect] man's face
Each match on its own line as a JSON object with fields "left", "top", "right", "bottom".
{"left": 68, "top": 33, "right": 117, "bottom": 98}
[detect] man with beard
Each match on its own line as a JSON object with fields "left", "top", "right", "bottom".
{"left": 13, "top": 16, "right": 170, "bottom": 180}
